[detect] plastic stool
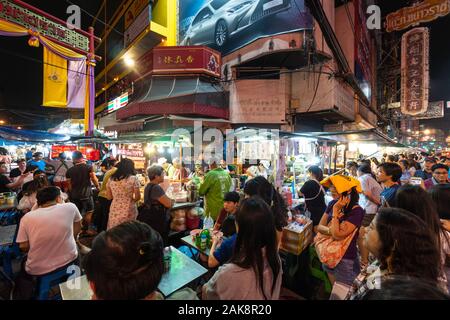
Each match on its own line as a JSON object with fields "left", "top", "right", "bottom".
{"left": 36, "top": 267, "right": 71, "bottom": 300}
{"left": 308, "top": 246, "right": 332, "bottom": 293}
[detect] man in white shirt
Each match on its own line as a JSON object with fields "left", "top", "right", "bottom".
{"left": 17, "top": 186, "right": 82, "bottom": 276}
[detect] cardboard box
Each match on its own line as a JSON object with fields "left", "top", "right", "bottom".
{"left": 280, "top": 221, "right": 313, "bottom": 255}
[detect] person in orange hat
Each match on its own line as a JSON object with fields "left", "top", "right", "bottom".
{"left": 316, "top": 175, "right": 365, "bottom": 286}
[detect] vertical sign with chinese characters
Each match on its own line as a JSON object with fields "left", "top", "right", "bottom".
{"left": 401, "top": 27, "right": 429, "bottom": 116}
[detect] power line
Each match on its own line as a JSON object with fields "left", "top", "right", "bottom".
{"left": 64, "top": 0, "right": 124, "bottom": 36}
{"left": 305, "top": 63, "right": 324, "bottom": 113}
{"left": 0, "top": 47, "right": 91, "bottom": 77}
{"left": 343, "top": 0, "right": 356, "bottom": 37}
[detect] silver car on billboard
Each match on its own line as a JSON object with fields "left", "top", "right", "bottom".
{"left": 181, "top": 0, "right": 292, "bottom": 48}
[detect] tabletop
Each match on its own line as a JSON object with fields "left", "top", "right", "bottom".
{"left": 181, "top": 235, "right": 210, "bottom": 256}
{"left": 59, "top": 246, "right": 207, "bottom": 300}
{"left": 158, "top": 246, "right": 207, "bottom": 297}
{"left": 0, "top": 224, "right": 17, "bottom": 247}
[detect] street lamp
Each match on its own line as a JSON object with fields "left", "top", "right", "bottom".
{"left": 124, "top": 56, "right": 135, "bottom": 67}
{"left": 0, "top": 120, "right": 5, "bottom": 124}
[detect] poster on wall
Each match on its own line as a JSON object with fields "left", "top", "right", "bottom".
{"left": 230, "top": 79, "right": 287, "bottom": 124}
{"left": 178, "top": 0, "right": 313, "bottom": 55}
{"left": 401, "top": 27, "right": 429, "bottom": 116}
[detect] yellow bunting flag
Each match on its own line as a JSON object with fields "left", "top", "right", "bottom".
{"left": 43, "top": 47, "right": 68, "bottom": 107}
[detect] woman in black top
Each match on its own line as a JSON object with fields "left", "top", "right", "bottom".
{"left": 138, "top": 165, "right": 174, "bottom": 245}
{"left": 299, "top": 166, "right": 326, "bottom": 229}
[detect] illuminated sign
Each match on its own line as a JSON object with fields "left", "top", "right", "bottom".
{"left": 178, "top": 0, "right": 313, "bottom": 55}
{"left": 401, "top": 27, "right": 429, "bottom": 116}
{"left": 135, "top": 46, "right": 222, "bottom": 79}
{"left": 106, "top": 92, "right": 129, "bottom": 114}
{"left": 386, "top": 0, "right": 450, "bottom": 32}
{"left": 0, "top": 0, "right": 89, "bottom": 51}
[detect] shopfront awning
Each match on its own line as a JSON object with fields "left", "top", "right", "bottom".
{"left": 0, "top": 126, "right": 69, "bottom": 143}
{"left": 116, "top": 76, "right": 229, "bottom": 120}
{"left": 308, "top": 129, "right": 404, "bottom": 147}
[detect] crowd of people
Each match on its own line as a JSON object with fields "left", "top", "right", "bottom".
{"left": 1, "top": 147, "right": 449, "bottom": 300}
{"left": 301, "top": 151, "right": 450, "bottom": 299}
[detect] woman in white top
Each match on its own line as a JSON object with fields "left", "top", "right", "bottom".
{"left": 357, "top": 163, "right": 382, "bottom": 269}
{"left": 203, "top": 196, "right": 282, "bottom": 300}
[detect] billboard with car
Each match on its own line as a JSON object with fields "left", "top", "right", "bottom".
{"left": 178, "top": 0, "right": 313, "bottom": 55}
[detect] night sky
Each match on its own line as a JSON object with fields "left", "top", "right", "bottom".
{"left": 0, "top": 0, "right": 449, "bottom": 132}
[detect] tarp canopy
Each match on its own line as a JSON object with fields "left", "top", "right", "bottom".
{"left": 307, "top": 129, "right": 404, "bottom": 147}
{"left": 0, "top": 126, "right": 70, "bottom": 143}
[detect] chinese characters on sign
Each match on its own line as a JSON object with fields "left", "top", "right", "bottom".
{"left": 230, "top": 79, "right": 287, "bottom": 124}
{"left": 401, "top": 27, "right": 429, "bottom": 116}
{"left": 135, "top": 46, "right": 221, "bottom": 80}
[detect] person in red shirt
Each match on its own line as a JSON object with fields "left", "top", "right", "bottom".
{"left": 424, "top": 164, "right": 449, "bottom": 190}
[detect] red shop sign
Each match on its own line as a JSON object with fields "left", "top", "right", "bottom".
{"left": 135, "top": 46, "right": 221, "bottom": 80}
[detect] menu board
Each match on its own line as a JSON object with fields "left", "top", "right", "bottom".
{"left": 51, "top": 145, "right": 100, "bottom": 161}
{"left": 51, "top": 145, "right": 77, "bottom": 159}
{"left": 118, "top": 144, "right": 146, "bottom": 170}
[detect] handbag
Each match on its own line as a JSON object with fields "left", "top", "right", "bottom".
{"left": 137, "top": 184, "right": 169, "bottom": 242}
{"left": 313, "top": 221, "right": 358, "bottom": 269}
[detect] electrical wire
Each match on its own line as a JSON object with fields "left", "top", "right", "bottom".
{"left": 219, "top": 67, "right": 335, "bottom": 84}
{"left": 343, "top": 0, "right": 356, "bottom": 37}
{"left": 0, "top": 47, "right": 91, "bottom": 77}
{"left": 64, "top": 0, "right": 124, "bottom": 36}
{"left": 304, "top": 63, "right": 324, "bottom": 113}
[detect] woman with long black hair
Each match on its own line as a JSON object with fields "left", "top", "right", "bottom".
{"left": 243, "top": 176, "right": 288, "bottom": 245}
{"left": 203, "top": 196, "right": 282, "bottom": 300}
{"left": 349, "top": 208, "right": 443, "bottom": 299}
{"left": 106, "top": 158, "right": 141, "bottom": 229}
{"left": 395, "top": 185, "right": 450, "bottom": 292}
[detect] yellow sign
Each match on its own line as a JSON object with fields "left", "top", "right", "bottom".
{"left": 386, "top": 0, "right": 450, "bottom": 32}
{"left": 124, "top": 0, "right": 149, "bottom": 29}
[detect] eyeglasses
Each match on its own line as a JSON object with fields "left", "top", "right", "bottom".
{"left": 434, "top": 171, "right": 448, "bottom": 176}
